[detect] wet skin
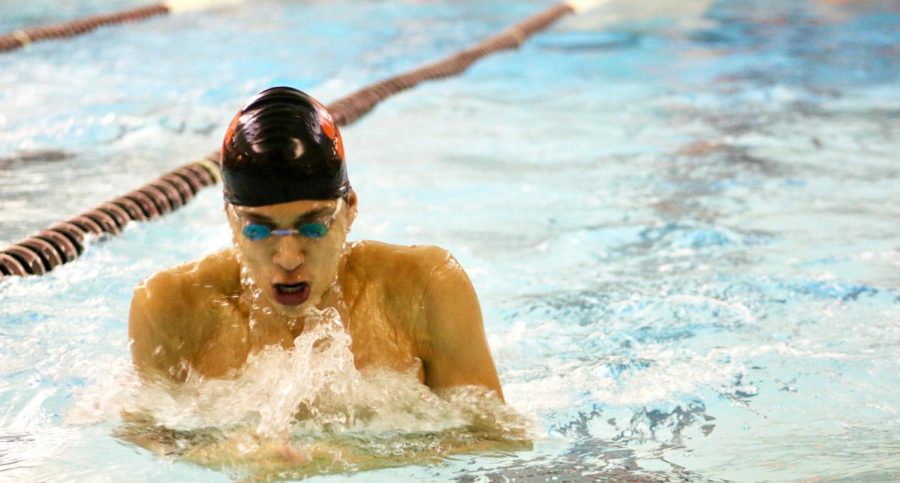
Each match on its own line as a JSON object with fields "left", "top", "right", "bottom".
{"left": 128, "top": 193, "right": 504, "bottom": 400}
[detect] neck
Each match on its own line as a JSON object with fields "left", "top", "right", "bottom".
{"left": 318, "top": 247, "right": 351, "bottom": 311}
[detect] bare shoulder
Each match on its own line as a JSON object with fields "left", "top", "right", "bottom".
{"left": 344, "top": 240, "right": 458, "bottom": 284}
{"left": 346, "top": 242, "right": 501, "bottom": 397}
{"left": 342, "top": 240, "right": 468, "bottom": 339}
{"left": 131, "top": 248, "right": 241, "bottom": 314}
{"left": 128, "top": 249, "right": 242, "bottom": 379}
{"left": 343, "top": 239, "right": 477, "bottom": 330}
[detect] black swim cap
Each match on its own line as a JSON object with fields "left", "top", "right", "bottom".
{"left": 221, "top": 87, "right": 350, "bottom": 206}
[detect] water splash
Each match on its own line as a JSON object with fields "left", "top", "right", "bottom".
{"left": 67, "top": 307, "right": 532, "bottom": 479}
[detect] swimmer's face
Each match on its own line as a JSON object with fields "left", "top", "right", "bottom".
{"left": 226, "top": 193, "right": 357, "bottom": 316}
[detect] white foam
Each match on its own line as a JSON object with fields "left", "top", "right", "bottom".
{"left": 66, "top": 307, "right": 533, "bottom": 475}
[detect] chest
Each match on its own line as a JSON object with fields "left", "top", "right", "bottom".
{"left": 192, "top": 290, "right": 424, "bottom": 382}
{"left": 343, "top": 285, "right": 424, "bottom": 380}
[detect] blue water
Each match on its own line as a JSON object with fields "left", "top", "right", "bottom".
{"left": 1, "top": 0, "right": 899, "bottom": 480}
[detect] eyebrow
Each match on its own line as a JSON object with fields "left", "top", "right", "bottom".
{"left": 240, "top": 207, "right": 334, "bottom": 226}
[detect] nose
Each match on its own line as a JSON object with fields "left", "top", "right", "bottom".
{"left": 272, "top": 235, "right": 305, "bottom": 272}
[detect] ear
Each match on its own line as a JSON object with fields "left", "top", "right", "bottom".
{"left": 344, "top": 191, "right": 358, "bottom": 228}
{"left": 224, "top": 202, "right": 235, "bottom": 224}
{"left": 224, "top": 202, "right": 242, "bottom": 243}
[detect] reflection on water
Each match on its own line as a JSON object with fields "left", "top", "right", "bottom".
{"left": 0, "top": 149, "right": 74, "bottom": 166}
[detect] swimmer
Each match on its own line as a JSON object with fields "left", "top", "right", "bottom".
{"left": 128, "top": 86, "right": 504, "bottom": 401}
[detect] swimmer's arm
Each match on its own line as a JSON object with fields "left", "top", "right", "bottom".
{"left": 128, "top": 271, "right": 200, "bottom": 382}
{"left": 419, "top": 254, "right": 504, "bottom": 401}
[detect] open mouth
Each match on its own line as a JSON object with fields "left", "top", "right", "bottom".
{"left": 272, "top": 282, "right": 310, "bottom": 306}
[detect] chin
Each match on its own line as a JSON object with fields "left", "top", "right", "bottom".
{"left": 273, "top": 304, "right": 307, "bottom": 317}
{"left": 273, "top": 292, "right": 324, "bottom": 317}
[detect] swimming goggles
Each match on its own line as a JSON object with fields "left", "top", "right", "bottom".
{"left": 242, "top": 222, "right": 328, "bottom": 241}
{"left": 238, "top": 201, "right": 341, "bottom": 241}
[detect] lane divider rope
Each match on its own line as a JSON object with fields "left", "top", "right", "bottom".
{"left": 0, "top": 2, "right": 579, "bottom": 277}
{"left": 0, "top": 1, "right": 253, "bottom": 53}
{"left": 0, "top": 4, "right": 171, "bottom": 53}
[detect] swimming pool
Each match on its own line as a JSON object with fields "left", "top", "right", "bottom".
{"left": 2, "top": 0, "right": 899, "bottom": 480}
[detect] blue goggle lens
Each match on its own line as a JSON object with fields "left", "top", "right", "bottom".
{"left": 242, "top": 224, "right": 272, "bottom": 241}
{"left": 299, "top": 223, "right": 327, "bottom": 239}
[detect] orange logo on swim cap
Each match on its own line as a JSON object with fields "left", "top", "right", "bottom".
{"left": 316, "top": 105, "right": 344, "bottom": 161}
{"left": 320, "top": 113, "right": 336, "bottom": 140}
{"left": 333, "top": 126, "right": 345, "bottom": 161}
{"left": 222, "top": 110, "right": 242, "bottom": 152}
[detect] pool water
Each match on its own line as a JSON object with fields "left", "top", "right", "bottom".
{"left": 1, "top": 0, "right": 899, "bottom": 480}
